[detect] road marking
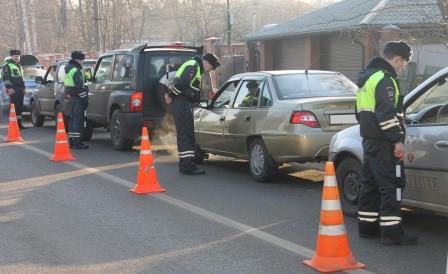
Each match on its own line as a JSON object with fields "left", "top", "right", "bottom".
{"left": 446, "top": 252, "right": 448, "bottom": 274}
{"left": 0, "top": 140, "right": 41, "bottom": 147}
{"left": 0, "top": 135, "right": 375, "bottom": 274}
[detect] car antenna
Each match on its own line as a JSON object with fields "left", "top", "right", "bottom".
{"left": 305, "top": 69, "right": 309, "bottom": 80}
{"left": 305, "top": 54, "right": 322, "bottom": 80}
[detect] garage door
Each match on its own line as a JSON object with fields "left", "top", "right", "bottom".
{"left": 273, "top": 37, "right": 305, "bottom": 70}
{"left": 321, "top": 34, "right": 363, "bottom": 81}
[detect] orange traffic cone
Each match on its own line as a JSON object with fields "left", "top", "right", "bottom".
{"left": 130, "top": 127, "right": 166, "bottom": 194}
{"left": 304, "top": 162, "right": 365, "bottom": 273}
{"left": 4, "top": 104, "right": 23, "bottom": 142}
{"left": 50, "top": 112, "right": 75, "bottom": 161}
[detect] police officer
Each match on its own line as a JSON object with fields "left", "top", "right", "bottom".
{"left": 2, "top": 49, "right": 27, "bottom": 129}
{"left": 356, "top": 41, "right": 417, "bottom": 245}
{"left": 166, "top": 53, "right": 220, "bottom": 175}
{"left": 65, "top": 51, "right": 89, "bottom": 149}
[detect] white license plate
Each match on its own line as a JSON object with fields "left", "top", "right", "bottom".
{"left": 329, "top": 114, "right": 357, "bottom": 125}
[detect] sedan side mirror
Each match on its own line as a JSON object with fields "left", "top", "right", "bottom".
{"left": 198, "top": 100, "right": 209, "bottom": 109}
{"left": 35, "top": 76, "right": 44, "bottom": 84}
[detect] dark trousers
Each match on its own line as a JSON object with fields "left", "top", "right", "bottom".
{"left": 172, "top": 96, "right": 197, "bottom": 171}
{"left": 358, "top": 139, "right": 405, "bottom": 238}
{"left": 10, "top": 88, "right": 24, "bottom": 126}
{"left": 68, "top": 97, "right": 86, "bottom": 144}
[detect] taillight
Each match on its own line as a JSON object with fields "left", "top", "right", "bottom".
{"left": 290, "top": 111, "right": 320, "bottom": 128}
{"left": 130, "top": 91, "right": 143, "bottom": 112}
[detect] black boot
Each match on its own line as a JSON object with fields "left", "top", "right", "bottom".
{"left": 18, "top": 120, "right": 27, "bottom": 129}
{"left": 381, "top": 233, "right": 418, "bottom": 245}
{"left": 181, "top": 167, "right": 206, "bottom": 175}
{"left": 72, "top": 142, "right": 89, "bottom": 149}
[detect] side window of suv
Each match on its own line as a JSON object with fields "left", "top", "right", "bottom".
{"left": 95, "top": 55, "right": 113, "bottom": 83}
{"left": 112, "top": 55, "right": 133, "bottom": 81}
{"left": 57, "top": 65, "right": 66, "bottom": 83}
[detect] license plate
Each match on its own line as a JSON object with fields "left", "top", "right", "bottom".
{"left": 329, "top": 114, "right": 357, "bottom": 125}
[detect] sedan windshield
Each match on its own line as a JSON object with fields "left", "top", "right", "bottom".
{"left": 273, "top": 73, "right": 357, "bottom": 99}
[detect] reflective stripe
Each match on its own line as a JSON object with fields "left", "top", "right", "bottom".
{"left": 140, "top": 150, "right": 153, "bottom": 155}
{"left": 358, "top": 211, "right": 379, "bottom": 216}
{"left": 357, "top": 108, "right": 374, "bottom": 112}
{"left": 16, "top": 115, "right": 21, "bottom": 119}
{"left": 57, "top": 119, "right": 64, "bottom": 123}
{"left": 380, "top": 216, "right": 402, "bottom": 221}
{"left": 324, "top": 176, "right": 337, "bottom": 187}
{"left": 179, "top": 154, "right": 195, "bottom": 158}
{"left": 172, "top": 86, "right": 182, "bottom": 95}
{"left": 379, "top": 117, "right": 398, "bottom": 126}
{"left": 381, "top": 122, "right": 400, "bottom": 130}
{"left": 141, "top": 135, "right": 149, "bottom": 141}
{"left": 191, "top": 86, "right": 200, "bottom": 92}
{"left": 380, "top": 221, "right": 400, "bottom": 226}
{"left": 9, "top": 118, "right": 17, "bottom": 122}
{"left": 57, "top": 129, "right": 65, "bottom": 133}
{"left": 358, "top": 217, "right": 378, "bottom": 222}
{"left": 321, "top": 199, "right": 341, "bottom": 211}
{"left": 319, "top": 224, "right": 346, "bottom": 236}
{"left": 56, "top": 141, "right": 68, "bottom": 144}
{"left": 179, "top": 150, "right": 195, "bottom": 155}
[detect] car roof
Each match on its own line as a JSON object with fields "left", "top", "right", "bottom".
{"left": 228, "top": 70, "right": 339, "bottom": 80}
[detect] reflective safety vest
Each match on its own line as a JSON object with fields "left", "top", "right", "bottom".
{"left": 6, "top": 62, "right": 23, "bottom": 78}
{"left": 356, "top": 70, "right": 399, "bottom": 113}
{"left": 175, "top": 59, "right": 202, "bottom": 92}
{"left": 64, "top": 67, "right": 84, "bottom": 87}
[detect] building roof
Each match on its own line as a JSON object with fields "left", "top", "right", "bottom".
{"left": 245, "top": 0, "right": 445, "bottom": 40}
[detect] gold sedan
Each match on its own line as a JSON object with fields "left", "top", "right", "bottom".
{"left": 194, "top": 70, "right": 358, "bottom": 182}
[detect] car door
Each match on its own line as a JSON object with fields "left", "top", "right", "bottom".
{"left": 223, "top": 78, "right": 266, "bottom": 156}
{"left": 88, "top": 55, "right": 114, "bottom": 124}
{"left": 195, "top": 80, "right": 240, "bottom": 153}
{"left": 37, "top": 66, "right": 56, "bottom": 115}
{"left": 404, "top": 75, "right": 448, "bottom": 213}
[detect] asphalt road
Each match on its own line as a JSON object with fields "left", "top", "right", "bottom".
{"left": 0, "top": 117, "right": 447, "bottom": 274}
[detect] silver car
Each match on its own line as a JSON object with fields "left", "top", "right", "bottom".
{"left": 329, "top": 67, "right": 448, "bottom": 217}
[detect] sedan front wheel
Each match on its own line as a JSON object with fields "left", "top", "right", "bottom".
{"left": 248, "top": 138, "right": 278, "bottom": 182}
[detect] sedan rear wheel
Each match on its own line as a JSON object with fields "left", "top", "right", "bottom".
{"left": 248, "top": 138, "right": 278, "bottom": 182}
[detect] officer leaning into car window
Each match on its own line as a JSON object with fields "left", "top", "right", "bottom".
{"left": 2, "top": 49, "right": 27, "bottom": 129}
{"left": 356, "top": 41, "right": 418, "bottom": 245}
{"left": 65, "top": 51, "right": 89, "bottom": 149}
{"left": 165, "top": 53, "right": 220, "bottom": 175}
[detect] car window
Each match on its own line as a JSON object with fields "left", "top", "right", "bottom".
{"left": 112, "top": 55, "right": 133, "bottom": 81}
{"left": 260, "top": 82, "right": 273, "bottom": 107}
{"left": 233, "top": 80, "right": 263, "bottom": 108}
{"left": 145, "top": 53, "right": 196, "bottom": 80}
{"left": 45, "top": 66, "right": 56, "bottom": 82}
{"left": 273, "top": 73, "right": 357, "bottom": 99}
{"left": 406, "top": 77, "right": 448, "bottom": 124}
{"left": 212, "top": 81, "right": 239, "bottom": 108}
{"left": 95, "top": 56, "right": 114, "bottom": 83}
{"left": 57, "top": 65, "right": 66, "bottom": 83}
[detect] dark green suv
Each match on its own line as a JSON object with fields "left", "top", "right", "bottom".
{"left": 86, "top": 44, "right": 202, "bottom": 150}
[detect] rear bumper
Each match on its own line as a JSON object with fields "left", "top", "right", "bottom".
{"left": 120, "top": 112, "right": 164, "bottom": 139}
{"left": 263, "top": 131, "right": 336, "bottom": 163}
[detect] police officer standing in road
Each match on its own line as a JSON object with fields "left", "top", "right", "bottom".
{"left": 165, "top": 53, "right": 220, "bottom": 175}
{"left": 65, "top": 51, "right": 89, "bottom": 149}
{"left": 2, "top": 49, "right": 27, "bottom": 129}
{"left": 356, "top": 41, "right": 418, "bottom": 245}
